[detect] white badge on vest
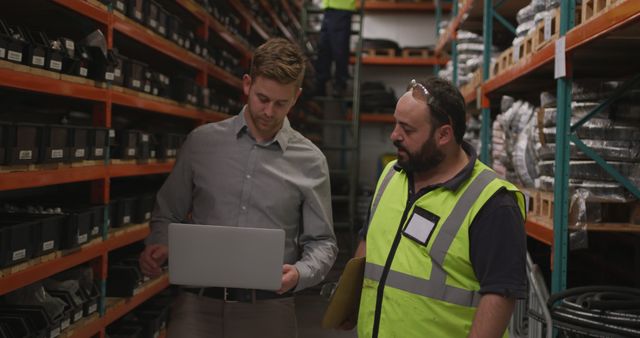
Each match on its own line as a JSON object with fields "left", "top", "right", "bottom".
{"left": 402, "top": 207, "right": 440, "bottom": 246}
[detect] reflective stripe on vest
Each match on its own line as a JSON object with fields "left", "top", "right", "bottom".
{"left": 368, "top": 166, "right": 396, "bottom": 226}
{"left": 364, "top": 169, "right": 497, "bottom": 307}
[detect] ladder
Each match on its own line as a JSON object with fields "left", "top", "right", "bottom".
{"left": 297, "top": 0, "right": 364, "bottom": 260}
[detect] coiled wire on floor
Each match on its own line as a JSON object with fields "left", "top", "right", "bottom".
{"left": 547, "top": 286, "right": 640, "bottom": 337}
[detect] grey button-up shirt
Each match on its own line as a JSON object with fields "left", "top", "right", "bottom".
{"left": 147, "top": 108, "right": 337, "bottom": 291}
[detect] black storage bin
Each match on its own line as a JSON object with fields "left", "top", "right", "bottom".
{"left": 171, "top": 76, "right": 198, "bottom": 105}
{"left": 0, "top": 306, "right": 60, "bottom": 338}
{"left": 0, "top": 22, "right": 29, "bottom": 65}
{"left": 69, "top": 126, "right": 89, "bottom": 162}
{"left": 23, "top": 28, "right": 47, "bottom": 69}
{"left": 156, "top": 6, "right": 169, "bottom": 37}
{"left": 112, "top": 51, "right": 126, "bottom": 87}
{"left": 124, "top": 58, "right": 147, "bottom": 91}
{"left": 84, "top": 42, "right": 117, "bottom": 83}
{"left": 59, "top": 37, "right": 91, "bottom": 78}
{"left": 6, "top": 122, "right": 41, "bottom": 165}
{"left": 137, "top": 132, "right": 150, "bottom": 161}
{"left": 133, "top": 194, "right": 154, "bottom": 224}
{"left": 107, "top": 264, "right": 143, "bottom": 297}
{"left": 88, "top": 127, "right": 109, "bottom": 160}
{"left": 58, "top": 208, "right": 92, "bottom": 249}
{"left": 0, "top": 315, "right": 31, "bottom": 338}
{"left": 0, "top": 20, "right": 9, "bottom": 61}
{"left": 0, "top": 213, "right": 62, "bottom": 258}
{"left": 167, "top": 14, "right": 183, "bottom": 46}
{"left": 145, "top": 0, "right": 160, "bottom": 31}
{"left": 127, "top": 0, "right": 146, "bottom": 23}
{"left": 110, "top": 197, "right": 137, "bottom": 227}
{"left": 106, "top": 325, "right": 143, "bottom": 338}
{"left": 88, "top": 204, "right": 106, "bottom": 239}
{"left": 63, "top": 205, "right": 104, "bottom": 241}
{"left": 40, "top": 125, "right": 69, "bottom": 163}
{"left": 112, "top": 130, "right": 138, "bottom": 160}
{"left": 35, "top": 31, "right": 64, "bottom": 72}
{"left": 0, "top": 219, "right": 32, "bottom": 268}
{"left": 0, "top": 121, "right": 7, "bottom": 165}
{"left": 46, "top": 290, "right": 84, "bottom": 325}
{"left": 80, "top": 282, "right": 100, "bottom": 317}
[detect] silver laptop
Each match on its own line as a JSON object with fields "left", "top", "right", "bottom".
{"left": 168, "top": 223, "right": 285, "bottom": 290}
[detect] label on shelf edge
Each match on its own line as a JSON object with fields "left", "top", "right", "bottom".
{"left": 109, "top": 129, "right": 115, "bottom": 137}
{"left": 105, "top": 72, "right": 114, "bottom": 81}
{"left": 78, "top": 233, "right": 88, "bottom": 244}
{"left": 51, "top": 149, "right": 64, "bottom": 159}
{"left": 116, "top": 1, "right": 125, "bottom": 11}
{"left": 75, "top": 149, "right": 85, "bottom": 158}
{"left": 32, "top": 55, "right": 45, "bottom": 66}
{"left": 544, "top": 16, "right": 552, "bottom": 40}
{"left": 43, "top": 240, "right": 54, "bottom": 251}
{"left": 142, "top": 134, "right": 149, "bottom": 142}
{"left": 132, "top": 79, "right": 141, "bottom": 88}
{"left": 50, "top": 60, "right": 62, "bottom": 71}
{"left": 135, "top": 11, "right": 142, "bottom": 20}
{"left": 80, "top": 67, "right": 88, "bottom": 77}
{"left": 88, "top": 303, "right": 98, "bottom": 314}
{"left": 12, "top": 249, "right": 26, "bottom": 261}
{"left": 159, "top": 27, "right": 166, "bottom": 35}
{"left": 95, "top": 148, "right": 104, "bottom": 156}
{"left": 0, "top": 48, "right": 5, "bottom": 58}
{"left": 127, "top": 148, "right": 136, "bottom": 156}
{"left": 115, "top": 68, "right": 122, "bottom": 77}
{"left": 91, "top": 226, "right": 99, "bottom": 235}
{"left": 8, "top": 50, "right": 22, "bottom": 62}
{"left": 123, "top": 215, "right": 131, "bottom": 224}
{"left": 144, "top": 84, "right": 151, "bottom": 93}
{"left": 19, "top": 150, "right": 32, "bottom": 160}
{"left": 150, "top": 19, "right": 157, "bottom": 28}
{"left": 145, "top": 212, "right": 151, "bottom": 220}
{"left": 74, "top": 311, "right": 83, "bottom": 322}
{"left": 133, "top": 287, "right": 141, "bottom": 295}
{"left": 61, "top": 319, "right": 70, "bottom": 330}
{"left": 50, "top": 327, "right": 60, "bottom": 338}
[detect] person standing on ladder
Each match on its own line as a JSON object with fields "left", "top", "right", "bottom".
{"left": 315, "top": 0, "right": 356, "bottom": 97}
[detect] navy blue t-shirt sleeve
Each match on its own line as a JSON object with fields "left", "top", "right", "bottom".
{"left": 469, "top": 188, "right": 527, "bottom": 298}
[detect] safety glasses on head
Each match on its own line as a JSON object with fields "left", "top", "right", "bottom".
{"left": 409, "top": 78, "right": 452, "bottom": 127}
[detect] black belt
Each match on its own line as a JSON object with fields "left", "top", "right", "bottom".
{"left": 183, "top": 287, "right": 292, "bottom": 303}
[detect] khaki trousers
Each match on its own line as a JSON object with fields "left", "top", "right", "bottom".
{"left": 167, "top": 291, "right": 297, "bottom": 338}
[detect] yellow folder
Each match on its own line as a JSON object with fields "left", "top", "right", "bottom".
{"left": 321, "top": 256, "right": 366, "bottom": 329}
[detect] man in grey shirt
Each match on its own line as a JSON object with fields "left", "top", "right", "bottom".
{"left": 139, "top": 38, "right": 338, "bottom": 338}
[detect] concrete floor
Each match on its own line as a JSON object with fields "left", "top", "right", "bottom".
{"left": 296, "top": 292, "right": 357, "bottom": 338}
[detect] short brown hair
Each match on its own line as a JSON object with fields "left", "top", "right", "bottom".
{"left": 250, "top": 38, "right": 306, "bottom": 87}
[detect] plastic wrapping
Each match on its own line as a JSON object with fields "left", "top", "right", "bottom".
{"left": 538, "top": 160, "right": 640, "bottom": 185}
{"left": 537, "top": 176, "right": 633, "bottom": 201}
{"left": 516, "top": 20, "right": 535, "bottom": 37}
{"left": 542, "top": 120, "right": 640, "bottom": 142}
{"left": 568, "top": 189, "right": 590, "bottom": 250}
{"left": 572, "top": 80, "right": 620, "bottom": 101}
{"left": 5, "top": 283, "right": 67, "bottom": 319}
{"left": 457, "top": 43, "right": 485, "bottom": 54}
{"left": 538, "top": 140, "right": 640, "bottom": 162}
{"left": 501, "top": 95, "right": 515, "bottom": 112}
{"left": 546, "top": 0, "right": 561, "bottom": 9}
{"left": 456, "top": 30, "right": 482, "bottom": 44}
{"left": 533, "top": 10, "right": 552, "bottom": 25}
{"left": 466, "top": 56, "right": 483, "bottom": 72}
{"left": 517, "top": 4, "right": 534, "bottom": 24}
{"left": 513, "top": 119, "right": 539, "bottom": 188}
{"left": 531, "top": 0, "right": 546, "bottom": 13}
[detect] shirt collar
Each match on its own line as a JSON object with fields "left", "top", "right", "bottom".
{"left": 234, "top": 105, "right": 292, "bottom": 152}
{"left": 394, "top": 141, "right": 478, "bottom": 192}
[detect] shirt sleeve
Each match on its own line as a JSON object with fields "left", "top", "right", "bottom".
{"left": 469, "top": 188, "right": 527, "bottom": 298}
{"left": 145, "top": 134, "right": 194, "bottom": 246}
{"left": 294, "top": 154, "right": 338, "bottom": 291}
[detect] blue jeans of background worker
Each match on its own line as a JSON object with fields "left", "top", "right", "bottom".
{"left": 315, "top": 8, "right": 352, "bottom": 96}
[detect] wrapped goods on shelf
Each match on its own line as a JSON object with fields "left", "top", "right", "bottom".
{"left": 538, "top": 160, "right": 640, "bottom": 185}
{"left": 537, "top": 176, "right": 633, "bottom": 202}
{"left": 463, "top": 114, "right": 481, "bottom": 153}
{"left": 542, "top": 118, "right": 640, "bottom": 142}
{"left": 538, "top": 140, "right": 640, "bottom": 162}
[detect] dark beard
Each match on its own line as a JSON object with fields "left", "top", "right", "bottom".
{"left": 394, "top": 135, "right": 445, "bottom": 173}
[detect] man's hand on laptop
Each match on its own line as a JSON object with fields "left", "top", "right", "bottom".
{"left": 277, "top": 264, "right": 299, "bottom": 294}
{"left": 139, "top": 244, "right": 169, "bottom": 277}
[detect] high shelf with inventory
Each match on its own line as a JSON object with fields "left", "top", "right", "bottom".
{"left": 0, "top": 1, "right": 298, "bottom": 337}
{"left": 436, "top": 0, "right": 640, "bottom": 297}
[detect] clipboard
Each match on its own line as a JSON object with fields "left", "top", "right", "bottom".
{"left": 321, "top": 256, "right": 366, "bottom": 329}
